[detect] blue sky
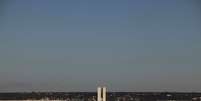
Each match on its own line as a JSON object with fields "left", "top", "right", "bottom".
{"left": 0, "top": 0, "right": 201, "bottom": 92}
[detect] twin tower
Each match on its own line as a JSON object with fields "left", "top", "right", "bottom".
{"left": 97, "top": 87, "right": 106, "bottom": 101}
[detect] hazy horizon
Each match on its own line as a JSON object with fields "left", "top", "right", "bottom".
{"left": 0, "top": 0, "right": 201, "bottom": 92}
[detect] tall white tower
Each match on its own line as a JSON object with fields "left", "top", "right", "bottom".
{"left": 97, "top": 87, "right": 106, "bottom": 101}
{"left": 97, "top": 87, "right": 102, "bottom": 101}
{"left": 102, "top": 87, "right": 106, "bottom": 101}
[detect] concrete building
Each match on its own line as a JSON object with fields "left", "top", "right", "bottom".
{"left": 97, "top": 87, "right": 106, "bottom": 101}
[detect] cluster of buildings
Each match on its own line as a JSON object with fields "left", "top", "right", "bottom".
{"left": 0, "top": 87, "right": 201, "bottom": 101}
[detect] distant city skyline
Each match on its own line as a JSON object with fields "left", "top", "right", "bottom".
{"left": 0, "top": 0, "right": 201, "bottom": 92}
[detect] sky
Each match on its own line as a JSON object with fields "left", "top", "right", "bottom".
{"left": 0, "top": 0, "right": 201, "bottom": 92}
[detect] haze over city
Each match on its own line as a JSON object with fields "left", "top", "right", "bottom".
{"left": 0, "top": 0, "right": 201, "bottom": 92}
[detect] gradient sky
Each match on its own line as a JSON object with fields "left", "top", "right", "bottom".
{"left": 0, "top": 0, "right": 201, "bottom": 92}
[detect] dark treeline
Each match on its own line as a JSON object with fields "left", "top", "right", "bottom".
{"left": 0, "top": 92, "right": 201, "bottom": 100}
